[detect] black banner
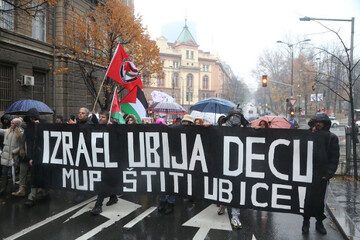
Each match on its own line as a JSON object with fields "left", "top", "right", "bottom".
{"left": 33, "top": 124, "right": 331, "bottom": 215}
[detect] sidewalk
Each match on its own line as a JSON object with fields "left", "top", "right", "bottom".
{"left": 328, "top": 179, "right": 360, "bottom": 240}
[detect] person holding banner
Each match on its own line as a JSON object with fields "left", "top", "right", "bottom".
{"left": 217, "top": 105, "right": 249, "bottom": 229}
{"left": 302, "top": 112, "right": 339, "bottom": 235}
{"left": 23, "top": 108, "right": 50, "bottom": 207}
{"left": 68, "top": 107, "right": 95, "bottom": 203}
{"left": 68, "top": 107, "right": 94, "bottom": 125}
{"left": 91, "top": 111, "right": 118, "bottom": 215}
{"left": 0, "top": 118, "right": 23, "bottom": 196}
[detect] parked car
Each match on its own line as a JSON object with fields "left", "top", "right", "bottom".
{"left": 356, "top": 120, "right": 360, "bottom": 128}
{"left": 329, "top": 116, "right": 340, "bottom": 128}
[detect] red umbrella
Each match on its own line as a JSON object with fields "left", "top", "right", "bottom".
{"left": 251, "top": 116, "right": 292, "bottom": 129}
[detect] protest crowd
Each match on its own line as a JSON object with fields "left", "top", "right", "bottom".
{"left": 0, "top": 104, "right": 339, "bottom": 235}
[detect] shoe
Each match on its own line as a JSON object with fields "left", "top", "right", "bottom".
{"left": 12, "top": 185, "right": 26, "bottom": 197}
{"left": 158, "top": 201, "right": 166, "bottom": 212}
{"left": 91, "top": 205, "right": 102, "bottom": 215}
{"left": 217, "top": 205, "right": 225, "bottom": 215}
{"left": 302, "top": 220, "right": 310, "bottom": 233}
{"left": 24, "top": 199, "right": 35, "bottom": 207}
{"left": 106, "top": 196, "right": 118, "bottom": 206}
{"left": 231, "top": 216, "right": 242, "bottom": 229}
{"left": 315, "top": 221, "right": 327, "bottom": 235}
{"left": 164, "top": 203, "right": 174, "bottom": 214}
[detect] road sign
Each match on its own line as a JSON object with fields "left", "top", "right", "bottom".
{"left": 288, "top": 99, "right": 297, "bottom": 106}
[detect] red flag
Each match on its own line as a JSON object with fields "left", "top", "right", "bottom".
{"left": 106, "top": 44, "right": 143, "bottom": 90}
{"left": 110, "top": 89, "right": 125, "bottom": 124}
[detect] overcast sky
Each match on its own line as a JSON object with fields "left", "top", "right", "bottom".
{"left": 135, "top": 0, "right": 360, "bottom": 88}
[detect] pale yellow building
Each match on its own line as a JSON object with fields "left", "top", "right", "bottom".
{"left": 142, "top": 22, "right": 233, "bottom": 108}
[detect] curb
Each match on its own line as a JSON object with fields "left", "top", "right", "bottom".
{"left": 327, "top": 187, "right": 360, "bottom": 240}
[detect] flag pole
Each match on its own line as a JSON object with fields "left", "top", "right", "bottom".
{"left": 92, "top": 44, "right": 120, "bottom": 112}
{"left": 92, "top": 74, "right": 107, "bottom": 112}
{"left": 108, "top": 86, "right": 118, "bottom": 121}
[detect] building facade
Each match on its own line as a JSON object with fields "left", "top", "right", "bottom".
{"left": 0, "top": 0, "right": 133, "bottom": 118}
{"left": 142, "top": 22, "right": 233, "bottom": 108}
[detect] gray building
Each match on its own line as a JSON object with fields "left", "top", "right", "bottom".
{"left": 0, "top": 0, "right": 133, "bottom": 119}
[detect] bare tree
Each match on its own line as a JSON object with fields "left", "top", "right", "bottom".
{"left": 0, "top": 0, "right": 56, "bottom": 16}
{"left": 307, "top": 22, "right": 360, "bottom": 179}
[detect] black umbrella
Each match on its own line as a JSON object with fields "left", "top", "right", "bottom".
{"left": 5, "top": 99, "right": 53, "bottom": 115}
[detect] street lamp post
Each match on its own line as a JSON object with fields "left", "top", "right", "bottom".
{"left": 300, "top": 16, "right": 358, "bottom": 180}
{"left": 276, "top": 39, "right": 311, "bottom": 98}
{"left": 300, "top": 16, "right": 355, "bottom": 124}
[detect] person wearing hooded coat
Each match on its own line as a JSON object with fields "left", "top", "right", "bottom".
{"left": 301, "top": 112, "right": 339, "bottom": 235}
{"left": 22, "top": 108, "right": 49, "bottom": 206}
{"left": 0, "top": 114, "right": 13, "bottom": 177}
{"left": 217, "top": 105, "right": 249, "bottom": 230}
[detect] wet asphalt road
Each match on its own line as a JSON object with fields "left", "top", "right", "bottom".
{"left": 0, "top": 190, "right": 344, "bottom": 240}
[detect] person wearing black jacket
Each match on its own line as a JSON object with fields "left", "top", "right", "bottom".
{"left": 302, "top": 112, "right": 340, "bottom": 235}
{"left": 68, "top": 107, "right": 96, "bottom": 203}
{"left": 91, "top": 111, "right": 118, "bottom": 215}
{"left": 217, "top": 105, "right": 249, "bottom": 230}
{"left": 23, "top": 108, "right": 49, "bottom": 207}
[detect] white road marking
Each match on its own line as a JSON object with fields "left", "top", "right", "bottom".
{"left": 182, "top": 204, "right": 232, "bottom": 240}
{"left": 252, "top": 234, "right": 257, "bottom": 240}
{"left": 3, "top": 196, "right": 97, "bottom": 240}
{"left": 123, "top": 206, "right": 157, "bottom": 229}
{"left": 75, "top": 198, "right": 141, "bottom": 240}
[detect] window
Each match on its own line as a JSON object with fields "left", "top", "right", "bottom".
{"left": 186, "top": 74, "right": 193, "bottom": 88}
{"left": 157, "top": 73, "right": 164, "bottom": 86}
{"left": 202, "top": 75, "right": 209, "bottom": 89}
{"left": 0, "top": 0, "right": 14, "bottom": 30}
{"left": 142, "top": 72, "right": 151, "bottom": 86}
{"left": 202, "top": 92, "right": 210, "bottom": 100}
{"left": 33, "top": 70, "right": 47, "bottom": 102}
{"left": 191, "top": 51, "right": 194, "bottom": 59}
{"left": 202, "top": 65, "right": 209, "bottom": 72}
{"left": 173, "top": 61, "right": 179, "bottom": 68}
{"left": 0, "top": 63, "right": 13, "bottom": 111}
{"left": 186, "top": 50, "right": 189, "bottom": 59}
{"left": 173, "top": 73, "right": 179, "bottom": 87}
{"left": 186, "top": 92, "right": 193, "bottom": 102}
{"left": 32, "top": 4, "right": 46, "bottom": 41}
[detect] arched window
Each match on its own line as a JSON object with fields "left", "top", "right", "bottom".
{"left": 186, "top": 74, "right": 193, "bottom": 88}
{"left": 202, "top": 75, "right": 209, "bottom": 89}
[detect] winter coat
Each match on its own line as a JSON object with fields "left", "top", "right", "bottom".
{"left": 308, "top": 112, "right": 340, "bottom": 179}
{"left": 0, "top": 128, "right": 23, "bottom": 166}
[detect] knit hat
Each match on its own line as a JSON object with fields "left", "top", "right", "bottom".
{"left": 181, "top": 114, "right": 193, "bottom": 124}
{"left": 12, "top": 118, "right": 23, "bottom": 128}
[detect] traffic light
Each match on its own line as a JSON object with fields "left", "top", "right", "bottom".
{"left": 262, "top": 75, "right": 268, "bottom": 87}
{"left": 289, "top": 108, "right": 295, "bottom": 117}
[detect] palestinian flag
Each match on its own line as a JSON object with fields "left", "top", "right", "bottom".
{"left": 106, "top": 44, "right": 143, "bottom": 91}
{"left": 110, "top": 89, "right": 126, "bottom": 124}
{"left": 120, "top": 86, "right": 148, "bottom": 123}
